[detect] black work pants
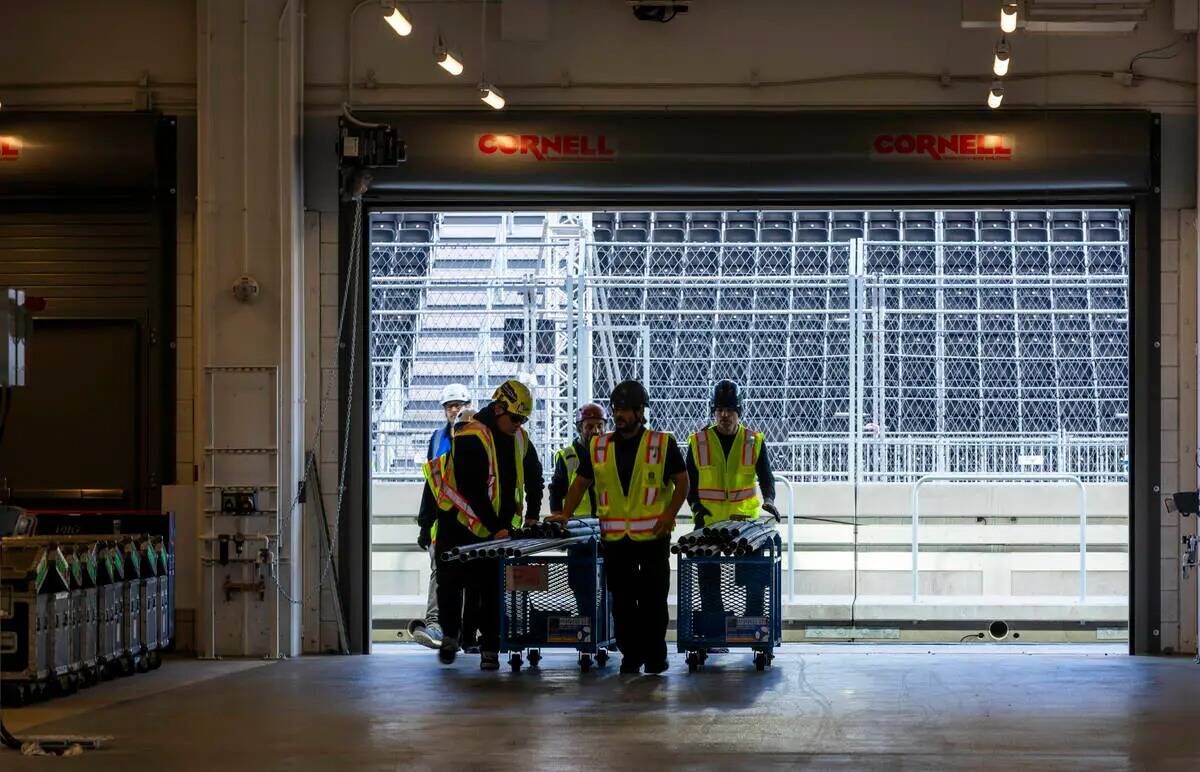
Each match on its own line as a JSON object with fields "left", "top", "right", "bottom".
{"left": 436, "top": 556, "right": 500, "bottom": 652}
{"left": 698, "top": 563, "right": 765, "bottom": 617}
{"left": 603, "top": 536, "right": 671, "bottom": 668}
{"left": 435, "top": 514, "right": 500, "bottom": 652}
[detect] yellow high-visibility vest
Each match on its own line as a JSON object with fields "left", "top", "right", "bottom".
{"left": 421, "top": 454, "right": 450, "bottom": 544}
{"left": 590, "top": 430, "right": 673, "bottom": 542}
{"left": 688, "top": 424, "right": 762, "bottom": 522}
{"left": 554, "top": 442, "right": 592, "bottom": 517}
{"left": 437, "top": 421, "right": 527, "bottom": 538}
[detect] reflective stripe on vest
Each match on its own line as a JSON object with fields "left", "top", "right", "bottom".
{"left": 590, "top": 430, "right": 673, "bottom": 542}
{"left": 438, "top": 421, "right": 527, "bottom": 538}
{"left": 688, "top": 425, "right": 762, "bottom": 523}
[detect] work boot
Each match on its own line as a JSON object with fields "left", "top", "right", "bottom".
{"left": 642, "top": 660, "right": 669, "bottom": 675}
{"left": 438, "top": 637, "right": 459, "bottom": 665}
{"left": 409, "top": 619, "right": 440, "bottom": 650}
{"left": 480, "top": 651, "right": 500, "bottom": 671}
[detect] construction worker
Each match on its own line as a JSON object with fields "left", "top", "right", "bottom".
{"left": 434, "top": 379, "right": 543, "bottom": 670}
{"left": 410, "top": 383, "right": 473, "bottom": 650}
{"left": 687, "top": 380, "right": 779, "bottom": 630}
{"left": 552, "top": 380, "right": 688, "bottom": 675}
{"left": 549, "top": 402, "right": 608, "bottom": 614}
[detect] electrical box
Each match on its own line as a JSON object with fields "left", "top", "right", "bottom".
{"left": 220, "top": 490, "right": 259, "bottom": 516}
{"left": 0, "top": 288, "right": 29, "bottom": 387}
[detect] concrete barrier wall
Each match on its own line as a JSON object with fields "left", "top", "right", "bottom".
{"left": 371, "top": 481, "right": 1129, "bottom": 625}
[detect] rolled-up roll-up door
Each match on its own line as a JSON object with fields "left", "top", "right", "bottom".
{"left": 0, "top": 113, "right": 175, "bottom": 510}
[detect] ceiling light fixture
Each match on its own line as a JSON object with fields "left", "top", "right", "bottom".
{"left": 436, "top": 40, "right": 465, "bottom": 76}
{"left": 1000, "top": 2, "right": 1018, "bottom": 34}
{"left": 987, "top": 81, "right": 1004, "bottom": 109}
{"left": 383, "top": 2, "right": 413, "bottom": 37}
{"left": 993, "top": 39, "right": 1011, "bottom": 77}
{"left": 480, "top": 83, "right": 506, "bottom": 110}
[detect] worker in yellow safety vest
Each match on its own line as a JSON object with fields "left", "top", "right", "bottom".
{"left": 410, "top": 384, "right": 473, "bottom": 650}
{"left": 433, "top": 379, "right": 543, "bottom": 671}
{"left": 549, "top": 402, "right": 609, "bottom": 615}
{"left": 551, "top": 380, "right": 688, "bottom": 675}
{"left": 687, "top": 380, "right": 779, "bottom": 634}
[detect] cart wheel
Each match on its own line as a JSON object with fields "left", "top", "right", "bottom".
{"left": 528, "top": 650, "right": 542, "bottom": 668}
{"left": 754, "top": 651, "right": 767, "bottom": 671}
{"left": 509, "top": 653, "right": 523, "bottom": 673}
{"left": 579, "top": 653, "right": 593, "bottom": 672}
{"left": 699, "top": 650, "right": 709, "bottom": 664}
{"left": 686, "top": 652, "right": 700, "bottom": 672}
{"left": 149, "top": 650, "right": 162, "bottom": 670}
{"left": 596, "top": 650, "right": 609, "bottom": 667}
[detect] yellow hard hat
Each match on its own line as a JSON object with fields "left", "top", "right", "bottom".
{"left": 492, "top": 378, "right": 534, "bottom": 419}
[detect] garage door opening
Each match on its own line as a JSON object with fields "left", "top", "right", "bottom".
{"left": 365, "top": 207, "right": 1130, "bottom": 644}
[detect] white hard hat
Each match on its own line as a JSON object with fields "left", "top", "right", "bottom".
{"left": 439, "top": 383, "right": 472, "bottom": 406}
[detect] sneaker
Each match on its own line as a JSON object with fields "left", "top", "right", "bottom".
{"left": 462, "top": 644, "right": 481, "bottom": 654}
{"left": 643, "top": 660, "right": 669, "bottom": 675}
{"left": 411, "top": 622, "right": 440, "bottom": 650}
{"left": 438, "top": 637, "right": 459, "bottom": 665}
{"left": 426, "top": 622, "right": 444, "bottom": 644}
{"left": 480, "top": 651, "right": 500, "bottom": 671}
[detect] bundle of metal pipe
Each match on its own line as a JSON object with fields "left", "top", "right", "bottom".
{"left": 513, "top": 518, "right": 599, "bottom": 540}
{"left": 439, "top": 533, "right": 597, "bottom": 562}
{"left": 674, "top": 517, "right": 777, "bottom": 558}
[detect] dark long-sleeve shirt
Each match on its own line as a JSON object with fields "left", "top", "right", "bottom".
{"left": 685, "top": 427, "right": 775, "bottom": 513}
{"left": 549, "top": 439, "right": 596, "bottom": 513}
{"left": 450, "top": 408, "right": 544, "bottom": 535}
{"left": 573, "top": 427, "right": 686, "bottom": 493}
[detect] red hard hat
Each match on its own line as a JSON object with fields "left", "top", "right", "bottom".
{"left": 575, "top": 402, "right": 607, "bottom": 424}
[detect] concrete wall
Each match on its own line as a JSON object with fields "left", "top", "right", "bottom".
{"left": 372, "top": 480, "right": 1130, "bottom": 631}
{"left": 0, "top": 0, "right": 1196, "bottom": 652}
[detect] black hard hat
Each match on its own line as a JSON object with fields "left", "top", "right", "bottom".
{"left": 711, "top": 379, "right": 742, "bottom": 414}
{"left": 609, "top": 380, "right": 649, "bottom": 410}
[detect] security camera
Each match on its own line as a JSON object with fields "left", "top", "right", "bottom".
{"left": 629, "top": 2, "right": 689, "bottom": 22}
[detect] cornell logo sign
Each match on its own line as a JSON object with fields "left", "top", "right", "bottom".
{"left": 872, "top": 133, "right": 1014, "bottom": 161}
{"left": 477, "top": 133, "right": 616, "bottom": 161}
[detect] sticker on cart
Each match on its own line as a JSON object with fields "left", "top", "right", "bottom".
{"left": 726, "top": 616, "right": 769, "bottom": 643}
{"left": 505, "top": 564, "right": 549, "bottom": 592}
{"left": 548, "top": 616, "right": 592, "bottom": 643}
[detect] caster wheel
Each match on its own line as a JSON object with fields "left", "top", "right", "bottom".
{"left": 528, "top": 650, "right": 541, "bottom": 668}
{"left": 149, "top": 651, "right": 162, "bottom": 669}
{"left": 509, "top": 654, "right": 523, "bottom": 673}
{"left": 596, "top": 650, "right": 609, "bottom": 667}
{"left": 579, "top": 654, "right": 592, "bottom": 672}
{"left": 754, "top": 652, "right": 767, "bottom": 671}
{"left": 686, "top": 652, "right": 700, "bottom": 673}
{"left": 57, "top": 674, "right": 74, "bottom": 695}
{"left": 699, "top": 650, "right": 709, "bottom": 664}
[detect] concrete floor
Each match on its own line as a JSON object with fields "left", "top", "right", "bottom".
{"left": 5, "top": 645, "right": 1200, "bottom": 770}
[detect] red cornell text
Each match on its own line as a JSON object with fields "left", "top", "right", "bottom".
{"left": 872, "top": 134, "right": 1014, "bottom": 161}
{"left": 478, "top": 133, "right": 617, "bottom": 161}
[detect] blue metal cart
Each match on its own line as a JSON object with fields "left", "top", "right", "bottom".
{"left": 676, "top": 533, "right": 782, "bottom": 671}
{"left": 498, "top": 538, "right": 614, "bottom": 672}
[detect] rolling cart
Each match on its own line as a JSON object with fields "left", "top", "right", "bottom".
{"left": 676, "top": 533, "right": 782, "bottom": 671}
{"left": 498, "top": 538, "right": 614, "bottom": 672}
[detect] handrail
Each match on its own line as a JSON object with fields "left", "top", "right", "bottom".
{"left": 910, "top": 472, "right": 1088, "bottom": 603}
{"left": 773, "top": 474, "right": 797, "bottom": 602}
